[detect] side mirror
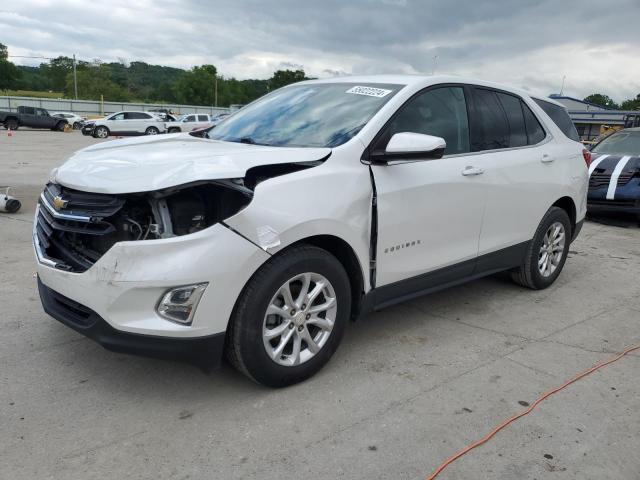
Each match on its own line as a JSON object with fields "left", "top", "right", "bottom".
{"left": 373, "top": 132, "right": 446, "bottom": 163}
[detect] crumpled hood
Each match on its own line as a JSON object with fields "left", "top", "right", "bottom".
{"left": 52, "top": 133, "right": 331, "bottom": 194}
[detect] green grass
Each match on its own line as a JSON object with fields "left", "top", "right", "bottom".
{"left": 1, "top": 90, "right": 65, "bottom": 99}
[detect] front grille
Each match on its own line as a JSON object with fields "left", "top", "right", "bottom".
{"left": 36, "top": 183, "right": 125, "bottom": 273}
{"left": 589, "top": 172, "right": 635, "bottom": 190}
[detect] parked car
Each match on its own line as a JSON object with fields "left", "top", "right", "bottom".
{"left": 587, "top": 127, "right": 640, "bottom": 218}
{"left": 51, "top": 112, "right": 86, "bottom": 130}
{"left": 166, "top": 113, "right": 217, "bottom": 133}
{"left": 34, "top": 76, "right": 588, "bottom": 387}
{"left": 0, "top": 106, "right": 68, "bottom": 131}
{"left": 81, "top": 111, "right": 166, "bottom": 138}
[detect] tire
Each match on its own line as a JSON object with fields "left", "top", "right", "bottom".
{"left": 94, "top": 126, "right": 109, "bottom": 139}
{"left": 73, "top": 122, "right": 81, "bottom": 130}
{"left": 168, "top": 127, "right": 180, "bottom": 134}
{"left": 145, "top": 126, "right": 159, "bottom": 135}
{"left": 4, "top": 118, "right": 18, "bottom": 130}
{"left": 510, "top": 206, "right": 571, "bottom": 290}
{"left": 226, "top": 245, "right": 351, "bottom": 387}
{"left": 55, "top": 121, "right": 66, "bottom": 132}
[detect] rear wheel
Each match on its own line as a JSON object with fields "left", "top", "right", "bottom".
{"left": 226, "top": 245, "right": 351, "bottom": 387}
{"left": 511, "top": 206, "right": 571, "bottom": 289}
{"left": 168, "top": 127, "right": 180, "bottom": 134}
{"left": 54, "top": 121, "right": 66, "bottom": 132}
{"left": 5, "top": 118, "right": 18, "bottom": 130}
{"left": 94, "top": 126, "right": 109, "bottom": 139}
{"left": 73, "top": 122, "right": 81, "bottom": 130}
{"left": 145, "top": 126, "right": 159, "bottom": 135}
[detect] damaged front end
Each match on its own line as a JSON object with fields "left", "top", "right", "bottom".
{"left": 35, "top": 180, "right": 252, "bottom": 273}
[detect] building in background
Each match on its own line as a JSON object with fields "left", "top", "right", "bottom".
{"left": 549, "top": 95, "right": 640, "bottom": 142}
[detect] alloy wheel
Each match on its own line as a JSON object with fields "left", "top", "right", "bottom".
{"left": 262, "top": 272, "right": 337, "bottom": 367}
{"left": 538, "top": 221, "right": 565, "bottom": 277}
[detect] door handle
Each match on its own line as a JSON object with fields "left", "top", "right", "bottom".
{"left": 462, "top": 166, "right": 484, "bottom": 176}
{"left": 541, "top": 154, "right": 555, "bottom": 163}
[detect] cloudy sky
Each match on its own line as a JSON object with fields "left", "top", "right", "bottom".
{"left": 2, "top": 0, "right": 639, "bottom": 101}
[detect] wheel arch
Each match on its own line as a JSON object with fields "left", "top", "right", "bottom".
{"left": 551, "top": 196, "right": 576, "bottom": 233}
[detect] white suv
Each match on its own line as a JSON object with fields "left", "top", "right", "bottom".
{"left": 34, "top": 76, "right": 589, "bottom": 386}
{"left": 166, "top": 113, "right": 216, "bottom": 133}
{"left": 82, "top": 110, "right": 166, "bottom": 138}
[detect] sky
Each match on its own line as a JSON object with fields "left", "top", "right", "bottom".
{"left": 2, "top": 0, "right": 639, "bottom": 102}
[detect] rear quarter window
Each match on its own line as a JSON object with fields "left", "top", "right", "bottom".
{"left": 533, "top": 99, "right": 579, "bottom": 142}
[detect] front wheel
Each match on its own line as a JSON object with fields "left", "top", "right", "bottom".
{"left": 145, "top": 126, "right": 159, "bottom": 135}
{"left": 94, "top": 126, "right": 109, "bottom": 138}
{"left": 226, "top": 245, "right": 351, "bottom": 387}
{"left": 73, "top": 122, "right": 81, "bottom": 130}
{"left": 511, "top": 206, "right": 571, "bottom": 289}
{"left": 55, "top": 121, "right": 66, "bottom": 132}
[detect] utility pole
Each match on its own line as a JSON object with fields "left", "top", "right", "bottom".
{"left": 214, "top": 75, "right": 218, "bottom": 108}
{"left": 431, "top": 55, "right": 439, "bottom": 75}
{"left": 559, "top": 75, "right": 566, "bottom": 96}
{"left": 73, "top": 54, "right": 78, "bottom": 100}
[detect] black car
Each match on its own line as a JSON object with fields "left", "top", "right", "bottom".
{"left": 587, "top": 128, "right": 640, "bottom": 219}
{"left": 0, "top": 106, "right": 68, "bottom": 131}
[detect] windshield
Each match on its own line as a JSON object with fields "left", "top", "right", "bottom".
{"left": 592, "top": 131, "right": 640, "bottom": 154}
{"left": 206, "top": 82, "right": 402, "bottom": 148}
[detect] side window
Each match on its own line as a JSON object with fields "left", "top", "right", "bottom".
{"left": 111, "top": 113, "right": 125, "bottom": 121}
{"left": 140, "top": 113, "right": 152, "bottom": 119}
{"left": 374, "top": 86, "right": 470, "bottom": 155}
{"left": 495, "top": 92, "right": 527, "bottom": 148}
{"left": 198, "top": 115, "right": 208, "bottom": 121}
{"left": 185, "top": 115, "right": 196, "bottom": 122}
{"left": 470, "top": 89, "right": 509, "bottom": 151}
{"left": 36, "top": 109, "right": 48, "bottom": 117}
{"left": 23, "top": 107, "right": 35, "bottom": 115}
{"left": 522, "top": 102, "right": 546, "bottom": 144}
{"left": 533, "top": 99, "right": 579, "bottom": 142}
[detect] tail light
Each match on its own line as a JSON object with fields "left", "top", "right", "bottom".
{"left": 582, "top": 148, "right": 592, "bottom": 167}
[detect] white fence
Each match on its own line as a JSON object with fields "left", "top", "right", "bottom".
{"left": 0, "top": 96, "right": 230, "bottom": 117}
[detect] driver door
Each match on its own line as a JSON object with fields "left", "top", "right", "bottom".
{"left": 371, "top": 85, "right": 487, "bottom": 288}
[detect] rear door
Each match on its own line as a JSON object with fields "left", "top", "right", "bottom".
{"left": 21, "top": 107, "right": 37, "bottom": 127}
{"left": 467, "top": 87, "right": 561, "bottom": 258}
{"left": 371, "top": 85, "right": 487, "bottom": 287}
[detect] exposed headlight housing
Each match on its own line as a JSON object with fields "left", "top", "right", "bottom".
{"left": 156, "top": 283, "right": 208, "bottom": 325}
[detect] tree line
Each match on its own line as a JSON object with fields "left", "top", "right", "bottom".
{"left": 583, "top": 93, "right": 640, "bottom": 111}
{"left": 0, "top": 42, "right": 307, "bottom": 106}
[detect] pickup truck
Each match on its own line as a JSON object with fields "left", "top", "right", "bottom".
{"left": 0, "top": 106, "right": 68, "bottom": 131}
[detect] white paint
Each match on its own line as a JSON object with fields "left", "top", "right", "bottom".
{"left": 588, "top": 154, "right": 609, "bottom": 176}
{"left": 606, "top": 156, "right": 631, "bottom": 200}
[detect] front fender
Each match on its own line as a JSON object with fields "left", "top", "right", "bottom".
{"left": 225, "top": 156, "right": 373, "bottom": 291}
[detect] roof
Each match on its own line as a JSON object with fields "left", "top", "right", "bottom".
{"left": 298, "top": 74, "right": 543, "bottom": 100}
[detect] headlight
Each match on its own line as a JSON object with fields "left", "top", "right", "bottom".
{"left": 156, "top": 283, "right": 208, "bottom": 325}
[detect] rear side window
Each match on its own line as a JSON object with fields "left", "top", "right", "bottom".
{"left": 471, "top": 89, "right": 509, "bottom": 151}
{"left": 533, "top": 99, "right": 579, "bottom": 141}
{"left": 496, "top": 92, "right": 527, "bottom": 147}
{"left": 198, "top": 115, "right": 209, "bottom": 121}
{"left": 471, "top": 88, "right": 547, "bottom": 151}
{"left": 126, "top": 112, "right": 152, "bottom": 119}
{"left": 522, "top": 103, "right": 546, "bottom": 144}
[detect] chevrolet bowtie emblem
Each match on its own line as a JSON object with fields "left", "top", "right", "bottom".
{"left": 52, "top": 195, "right": 68, "bottom": 211}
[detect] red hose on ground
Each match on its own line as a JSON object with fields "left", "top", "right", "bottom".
{"left": 425, "top": 343, "right": 640, "bottom": 480}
